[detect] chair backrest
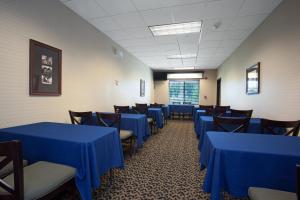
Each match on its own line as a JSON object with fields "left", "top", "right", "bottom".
{"left": 69, "top": 110, "right": 93, "bottom": 125}
{"left": 230, "top": 109, "right": 253, "bottom": 118}
{"left": 172, "top": 102, "right": 181, "bottom": 105}
{"left": 212, "top": 106, "right": 230, "bottom": 116}
{"left": 135, "top": 103, "right": 148, "bottom": 114}
{"left": 213, "top": 116, "right": 251, "bottom": 133}
{"left": 199, "top": 105, "right": 214, "bottom": 110}
{"left": 261, "top": 119, "right": 300, "bottom": 136}
{"left": 149, "top": 103, "right": 163, "bottom": 108}
{"left": 96, "top": 112, "right": 121, "bottom": 131}
{"left": 183, "top": 102, "right": 191, "bottom": 105}
{"left": 114, "top": 106, "right": 130, "bottom": 114}
{"left": 0, "top": 141, "right": 23, "bottom": 200}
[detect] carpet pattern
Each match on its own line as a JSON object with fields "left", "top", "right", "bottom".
{"left": 60, "top": 120, "right": 246, "bottom": 200}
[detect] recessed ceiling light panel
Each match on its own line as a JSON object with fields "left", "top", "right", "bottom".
{"left": 167, "top": 54, "right": 197, "bottom": 59}
{"left": 149, "top": 21, "right": 202, "bottom": 36}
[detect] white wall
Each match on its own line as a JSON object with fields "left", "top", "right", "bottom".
{"left": 0, "top": 0, "right": 153, "bottom": 127}
{"left": 153, "top": 70, "right": 217, "bottom": 105}
{"left": 217, "top": 0, "right": 300, "bottom": 120}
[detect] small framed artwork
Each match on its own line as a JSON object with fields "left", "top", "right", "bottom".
{"left": 140, "top": 79, "right": 145, "bottom": 97}
{"left": 246, "top": 62, "right": 260, "bottom": 95}
{"left": 29, "top": 39, "right": 62, "bottom": 96}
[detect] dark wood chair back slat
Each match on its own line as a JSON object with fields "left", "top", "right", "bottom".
{"left": 213, "top": 106, "right": 230, "bottom": 117}
{"left": 199, "top": 105, "right": 214, "bottom": 110}
{"left": 69, "top": 110, "right": 93, "bottom": 125}
{"left": 261, "top": 119, "right": 300, "bottom": 136}
{"left": 114, "top": 106, "right": 130, "bottom": 114}
{"left": 230, "top": 109, "right": 253, "bottom": 118}
{"left": 0, "top": 141, "right": 23, "bottom": 200}
{"left": 96, "top": 112, "right": 121, "bottom": 131}
{"left": 183, "top": 102, "right": 191, "bottom": 105}
{"left": 213, "top": 116, "right": 251, "bottom": 133}
{"left": 149, "top": 103, "right": 163, "bottom": 108}
{"left": 135, "top": 104, "right": 148, "bottom": 114}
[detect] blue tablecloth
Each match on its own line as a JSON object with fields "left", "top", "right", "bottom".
{"left": 194, "top": 109, "right": 207, "bottom": 123}
{"left": 192, "top": 106, "right": 200, "bottom": 120}
{"left": 0, "top": 122, "right": 124, "bottom": 200}
{"left": 92, "top": 113, "right": 150, "bottom": 147}
{"left": 200, "top": 132, "right": 300, "bottom": 200}
{"left": 148, "top": 108, "right": 164, "bottom": 129}
{"left": 169, "top": 104, "right": 195, "bottom": 114}
{"left": 196, "top": 116, "right": 261, "bottom": 151}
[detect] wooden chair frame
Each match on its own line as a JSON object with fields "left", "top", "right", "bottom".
{"left": 69, "top": 110, "right": 93, "bottom": 125}
{"left": 114, "top": 106, "right": 130, "bottom": 114}
{"left": 96, "top": 112, "right": 136, "bottom": 156}
{"left": 213, "top": 116, "right": 251, "bottom": 133}
{"left": 230, "top": 109, "right": 253, "bottom": 118}
{"left": 261, "top": 119, "right": 300, "bottom": 136}
{"left": 0, "top": 141, "right": 76, "bottom": 200}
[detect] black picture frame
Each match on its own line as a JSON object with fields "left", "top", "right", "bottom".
{"left": 29, "top": 39, "right": 62, "bottom": 96}
{"left": 246, "top": 62, "right": 260, "bottom": 95}
{"left": 140, "top": 79, "right": 145, "bottom": 97}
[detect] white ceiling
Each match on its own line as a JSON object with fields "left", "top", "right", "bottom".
{"left": 60, "top": 0, "right": 282, "bottom": 70}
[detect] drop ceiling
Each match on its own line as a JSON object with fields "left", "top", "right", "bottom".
{"left": 60, "top": 0, "right": 282, "bottom": 70}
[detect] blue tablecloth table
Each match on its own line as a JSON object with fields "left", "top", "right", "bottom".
{"left": 0, "top": 122, "right": 124, "bottom": 200}
{"left": 148, "top": 108, "right": 164, "bottom": 129}
{"left": 169, "top": 105, "right": 195, "bottom": 117}
{"left": 196, "top": 116, "right": 261, "bottom": 151}
{"left": 200, "top": 132, "right": 300, "bottom": 200}
{"left": 92, "top": 113, "right": 150, "bottom": 147}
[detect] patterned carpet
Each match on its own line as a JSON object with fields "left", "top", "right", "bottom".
{"left": 60, "top": 120, "right": 246, "bottom": 200}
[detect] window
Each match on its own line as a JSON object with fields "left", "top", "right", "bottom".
{"left": 169, "top": 80, "right": 199, "bottom": 105}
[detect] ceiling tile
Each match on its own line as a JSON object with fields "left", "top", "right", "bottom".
{"left": 112, "top": 13, "right": 146, "bottom": 29}
{"left": 131, "top": 0, "right": 206, "bottom": 11}
{"left": 106, "top": 27, "right": 152, "bottom": 40}
{"left": 201, "top": 31, "right": 224, "bottom": 41}
{"left": 90, "top": 17, "right": 119, "bottom": 31}
{"left": 239, "top": 0, "right": 282, "bottom": 17}
{"left": 203, "top": 0, "right": 245, "bottom": 19}
{"left": 219, "top": 39, "right": 242, "bottom": 48}
{"left": 230, "top": 14, "right": 268, "bottom": 30}
{"left": 172, "top": 3, "right": 205, "bottom": 23}
{"left": 95, "top": 0, "right": 136, "bottom": 15}
{"left": 116, "top": 38, "right": 156, "bottom": 47}
{"left": 63, "top": 0, "right": 108, "bottom": 20}
{"left": 140, "top": 8, "right": 173, "bottom": 26}
{"left": 199, "top": 40, "right": 221, "bottom": 48}
{"left": 222, "top": 29, "right": 251, "bottom": 40}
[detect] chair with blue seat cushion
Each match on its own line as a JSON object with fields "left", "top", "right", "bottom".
{"left": 248, "top": 165, "right": 300, "bottom": 200}
{"left": 213, "top": 116, "right": 251, "bottom": 133}
{"left": 135, "top": 103, "right": 156, "bottom": 134}
{"left": 0, "top": 140, "right": 76, "bottom": 200}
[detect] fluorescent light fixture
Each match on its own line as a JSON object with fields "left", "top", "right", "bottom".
{"left": 167, "top": 73, "right": 203, "bottom": 79}
{"left": 149, "top": 21, "right": 202, "bottom": 36}
{"left": 167, "top": 54, "right": 197, "bottom": 59}
{"left": 173, "top": 67, "right": 195, "bottom": 70}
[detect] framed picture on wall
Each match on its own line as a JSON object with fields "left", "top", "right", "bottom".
{"left": 29, "top": 39, "right": 62, "bottom": 96}
{"left": 246, "top": 62, "right": 260, "bottom": 95}
{"left": 140, "top": 79, "right": 145, "bottom": 97}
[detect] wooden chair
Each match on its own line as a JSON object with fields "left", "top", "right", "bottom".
{"left": 134, "top": 104, "right": 156, "bottom": 134}
{"left": 213, "top": 116, "right": 251, "bottom": 133}
{"left": 69, "top": 110, "right": 93, "bottom": 125}
{"left": 183, "top": 102, "right": 191, "bottom": 105}
{"left": 198, "top": 105, "right": 214, "bottom": 116}
{"left": 96, "top": 112, "right": 136, "bottom": 156}
{"left": 261, "top": 119, "right": 300, "bottom": 136}
{"left": 0, "top": 140, "right": 76, "bottom": 200}
{"left": 114, "top": 106, "right": 130, "bottom": 114}
{"left": 199, "top": 105, "right": 214, "bottom": 110}
{"left": 231, "top": 109, "right": 253, "bottom": 118}
{"left": 213, "top": 106, "right": 231, "bottom": 117}
{"left": 248, "top": 165, "right": 300, "bottom": 200}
